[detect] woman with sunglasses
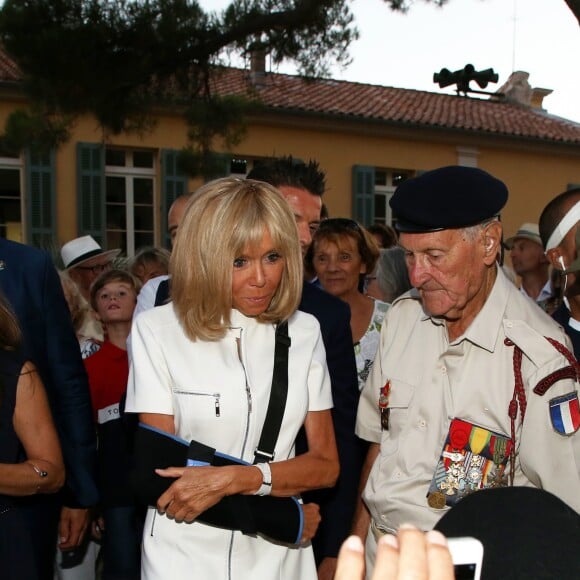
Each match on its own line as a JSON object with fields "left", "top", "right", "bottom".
{"left": 306, "top": 218, "right": 389, "bottom": 391}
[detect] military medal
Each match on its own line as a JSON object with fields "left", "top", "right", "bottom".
{"left": 379, "top": 380, "right": 391, "bottom": 430}
{"left": 427, "top": 491, "right": 446, "bottom": 509}
{"left": 427, "top": 418, "right": 513, "bottom": 508}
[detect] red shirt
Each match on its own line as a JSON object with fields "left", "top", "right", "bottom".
{"left": 84, "top": 341, "right": 129, "bottom": 422}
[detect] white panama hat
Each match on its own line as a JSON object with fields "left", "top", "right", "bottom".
{"left": 61, "top": 235, "right": 121, "bottom": 269}
{"left": 505, "top": 222, "right": 542, "bottom": 249}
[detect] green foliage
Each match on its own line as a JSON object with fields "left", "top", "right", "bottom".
{"left": 0, "top": 0, "right": 357, "bottom": 174}
{"left": 178, "top": 93, "right": 259, "bottom": 180}
{"left": 1, "top": 108, "right": 73, "bottom": 152}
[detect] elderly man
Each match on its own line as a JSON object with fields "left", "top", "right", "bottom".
{"left": 61, "top": 235, "right": 120, "bottom": 302}
{"left": 505, "top": 222, "right": 551, "bottom": 308}
{"left": 540, "top": 187, "right": 580, "bottom": 355}
{"left": 353, "top": 167, "right": 580, "bottom": 574}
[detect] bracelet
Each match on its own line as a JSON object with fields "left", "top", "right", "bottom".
{"left": 29, "top": 463, "right": 48, "bottom": 478}
{"left": 254, "top": 462, "right": 272, "bottom": 496}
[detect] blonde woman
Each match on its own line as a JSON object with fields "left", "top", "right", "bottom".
{"left": 126, "top": 178, "right": 338, "bottom": 579}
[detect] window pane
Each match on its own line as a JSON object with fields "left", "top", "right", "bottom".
{"left": 375, "top": 170, "right": 387, "bottom": 187}
{"left": 0, "top": 168, "right": 21, "bottom": 241}
{"left": 135, "top": 231, "right": 154, "bottom": 250}
{"left": 106, "top": 149, "right": 126, "bottom": 167}
{"left": 106, "top": 204, "right": 126, "bottom": 230}
{"left": 134, "top": 177, "right": 153, "bottom": 204}
{"left": 393, "top": 171, "right": 410, "bottom": 186}
{"left": 107, "top": 230, "right": 126, "bottom": 255}
{"left": 106, "top": 176, "right": 126, "bottom": 203}
{"left": 133, "top": 151, "right": 154, "bottom": 168}
{"left": 134, "top": 205, "right": 154, "bottom": 231}
{"left": 230, "top": 158, "right": 247, "bottom": 175}
{"left": 374, "top": 194, "right": 386, "bottom": 221}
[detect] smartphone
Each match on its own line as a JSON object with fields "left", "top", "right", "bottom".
{"left": 447, "top": 537, "right": 484, "bottom": 580}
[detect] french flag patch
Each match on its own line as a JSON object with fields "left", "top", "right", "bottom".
{"left": 549, "top": 392, "right": 580, "bottom": 436}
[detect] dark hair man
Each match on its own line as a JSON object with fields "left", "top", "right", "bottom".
{"left": 540, "top": 188, "right": 580, "bottom": 355}
{"left": 353, "top": 166, "right": 580, "bottom": 574}
{"left": 248, "top": 157, "right": 363, "bottom": 580}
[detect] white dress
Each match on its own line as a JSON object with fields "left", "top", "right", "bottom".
{"left": 126, "top": 305, "right": 332, "bottom": 580}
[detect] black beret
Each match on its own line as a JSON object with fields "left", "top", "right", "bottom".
{"left": 390, "top": 166, "right": 508, "bottom": 233}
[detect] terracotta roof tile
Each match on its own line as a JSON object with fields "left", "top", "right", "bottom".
{"left": 0, "top": 46, "right": 21, "bottom": 83}
{"left": 0, "top": 45, "right": 578, "bottom": 145}
{"left": 211, "top": 68, "right": 580, "bottom": 145}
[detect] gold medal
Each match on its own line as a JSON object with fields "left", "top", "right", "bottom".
{"left": 427, "top": 491, "right": 446, "bottom": 509}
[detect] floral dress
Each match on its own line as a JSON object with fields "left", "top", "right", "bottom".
{"left": 354, "top": 299, "right": 389, "bottom": 391}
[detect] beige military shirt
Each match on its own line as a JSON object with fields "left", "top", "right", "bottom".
{"left": 357, "top": 267, "right": 580, "bottom": 537}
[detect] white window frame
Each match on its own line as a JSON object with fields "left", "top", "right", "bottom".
{"left": 105, "top": 150, "right": 156, "bottom": 256}
{"left": 0, "top": 155, "right": 24, "bottom": 242}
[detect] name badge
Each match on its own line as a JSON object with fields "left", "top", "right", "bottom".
{"left": 98, "top": 402, "right": 121, "bottom": 425}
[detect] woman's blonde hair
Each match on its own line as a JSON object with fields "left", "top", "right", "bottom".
{"left": 59, "top": 270, "right": 91, "bottom": 334}
{"left": 171, "top": 177, "right": 303, "bottom": 341}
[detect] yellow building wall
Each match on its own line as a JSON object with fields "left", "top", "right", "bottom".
{"left": 232, "top": 119, "right": 580, "bottom": 241}
{"left": 1, "top": 94, "right": 580, "bottom": 248}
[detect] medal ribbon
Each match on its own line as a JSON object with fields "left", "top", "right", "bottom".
{"left": 469, "top": 426, "right": 491, "bottom": 455}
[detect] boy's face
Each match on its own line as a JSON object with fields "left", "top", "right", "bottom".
{"left": 94, "top": 281, "right": 137, "bottom": 323}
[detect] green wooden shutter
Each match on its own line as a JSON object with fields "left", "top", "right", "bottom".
{"left": 77, "top": 142, "right": 105, "bottom": 245}
{"left": 161, "top": 149, "right": 189, "bottom": 248}
{"left": 26, "top": 148, "right": 56, "bottom": 250}
{"left": 352, "top": 165, "right": 375, "bottom": 226}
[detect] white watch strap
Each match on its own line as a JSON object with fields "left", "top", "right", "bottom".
{"left": 254, "top": 462, "right": 272, "bottom": 496}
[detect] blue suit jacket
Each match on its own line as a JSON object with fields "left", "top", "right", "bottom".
{"left": 298, "top": 282, "right": 364, "bottom": 562}
{"left": 0, "top": 239, "right": 98, "bottom": 508}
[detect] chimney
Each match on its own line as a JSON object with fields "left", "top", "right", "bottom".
{"left": 530, "top": 87, "right": 553, "bottom": 110}
{"left": 496, "top": 71, "right": 532, "bottom": 106}
{"left": 250, "top": 50, "right": 266, "bottom": 87}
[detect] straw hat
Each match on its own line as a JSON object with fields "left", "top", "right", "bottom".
{"left": 61, "top": 235, "right": 121, "bottom": 269}
{"left": 505, "top": 222, "right": 542, "bottom": 249}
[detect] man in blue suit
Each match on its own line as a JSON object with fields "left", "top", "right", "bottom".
{"left": 0, "top": 237, "right": 98, "bottom": 579}
{"left": 248, "top": 158, "right": 364, "bottom": 580}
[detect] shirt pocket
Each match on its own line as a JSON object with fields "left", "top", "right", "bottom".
{"left": 171, "top": 387, "right": 222, "bottom": 424}
{"left": 380, "top": 380, "right": 415, "bottom": 456}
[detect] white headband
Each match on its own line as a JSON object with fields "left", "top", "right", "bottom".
{"left": 545, "top": 201, "right": 580, "bottom": 252}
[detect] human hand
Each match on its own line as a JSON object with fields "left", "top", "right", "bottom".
{"left": 155, "top": 465, "right": 232, "bottom": 523}
{"left": 334, "top": 525, "right": 453, "bottom": 580}
{"left": 58, "top": 507, "right": 90, "bottom": 551}
{"left": 300, "top": 502, "right": 321, "bottom": 543}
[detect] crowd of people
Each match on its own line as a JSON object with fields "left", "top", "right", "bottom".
{"left": 0, "top": 157, "right": 579, "bottom": 580}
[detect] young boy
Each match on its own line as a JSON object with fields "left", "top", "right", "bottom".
{"left": 85, "top": 269, "right": 142, "bottom": 580}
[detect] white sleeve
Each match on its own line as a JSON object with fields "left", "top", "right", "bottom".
{"left": 132, "top": 275, "right": 168, "bottom": 321}
{"left": 126, "top": 312, "right": 174, "bottom": 416}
